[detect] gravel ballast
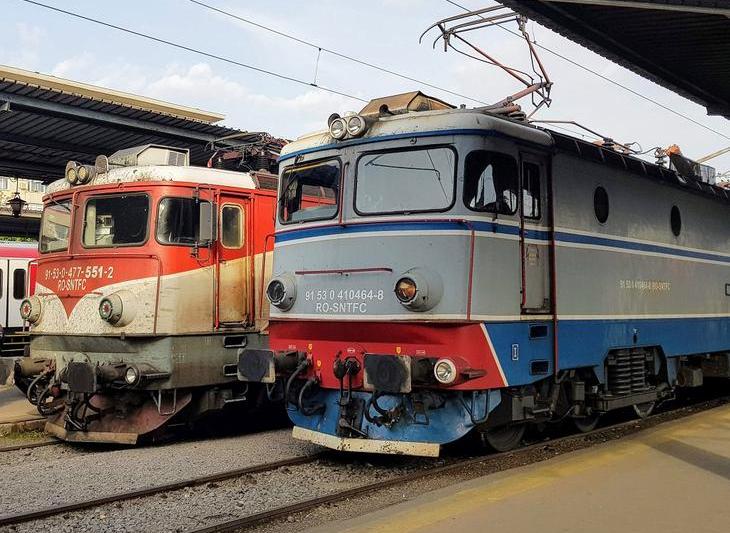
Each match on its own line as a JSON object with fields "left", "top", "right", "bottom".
{"left": 0, "top": 428, "right": 318, "bottom": 517}
{"left": 0, "top": 455, "right": 431, "bottom": 533}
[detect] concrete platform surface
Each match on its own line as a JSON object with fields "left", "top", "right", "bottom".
{"left": 0, "top": 385, "right": 44, "bottom": 430}
{"left": 311, "top": 405, "right": 730, "bottom": 533}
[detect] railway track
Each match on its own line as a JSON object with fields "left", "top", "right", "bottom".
{"left": 1, "top": 394, "right": 726, "bottom": 532}
{"left": 0, "top": 452, "right": 323, "bottom": 528}
{"left": 0, "top": 438, "right": 58, "bottom": 453}
{"left": 190, "top": 396, "right": 730, "bottom": 533}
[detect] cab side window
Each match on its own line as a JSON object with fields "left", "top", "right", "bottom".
{"left": 221, "top": 205, "right": 243, "bottom": 248}
{"left": 464, "top": 151, "right": 518, "bottom": 215}
{"left": 522, "top": 161, "right": 541, "bottom": 219}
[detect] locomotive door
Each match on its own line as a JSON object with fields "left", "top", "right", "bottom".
{"left": 519, "top": 153, "right": 551, "bottom": 314}
{"left": 217, "top": 195, "right": 251, "bottom": 326}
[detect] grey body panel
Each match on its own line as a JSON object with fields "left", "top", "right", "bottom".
{"left": 31, "top": 332, "right": 268, "bottom": 389}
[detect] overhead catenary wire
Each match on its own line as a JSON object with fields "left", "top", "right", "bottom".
{"left": 19, "top": 0, "right": 368, "bottom": 103}
{"left": 444, "top": 0, "right": 730, "bottom": 142}
{"left": 187, "top": 0, "right": 490, "bottom": 106}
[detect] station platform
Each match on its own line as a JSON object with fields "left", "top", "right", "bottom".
{"left": 317, "top": 404, "right": 730, "bottom": 533}
{"left": 0, "top": 384, "right": 44, "bottom": 434}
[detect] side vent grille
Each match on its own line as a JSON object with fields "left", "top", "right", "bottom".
{"left": 606, "top": 349, "right": 650, "bottom": 396}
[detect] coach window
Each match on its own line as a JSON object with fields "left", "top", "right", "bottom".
{"left": 522, "top": 162, "right": 541, "bottom": 219}
{"left": 222, "top": 205, "right": 243, "bottom": 248}
{"left": 671, "top": 205, "right": 681, "bottom": 236}
{"left": 13, "top": 269, "right": 26, "bottom": 300}
{"left": 594, "top": 186, "right": 609, "bottom": 224}
{"left": 157, "top": 197, "right": 211, "bottom": 245}
{"left": 355, "top": 147, "right": 456, "bottom": 214}
{"left": 39, "top": 200, "right": 71, "bottom": 253}
{"left": 83, "top": 194, "right": 149, "bottom": 248}
{"left": 280, "top": 159, "right": 340, "bottom": 224}
{"left": 464, "top": 151, "right": 518, "bottom": 215}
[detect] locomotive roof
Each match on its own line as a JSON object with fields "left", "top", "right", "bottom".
{"left": 282, "top": 105, "right": 730, "bottom": 205}
{"left": 280, "top": 108, "right": 553, "bottom": 159}
{"left": 45, "top": 164, "right": 263, "bottom": 195}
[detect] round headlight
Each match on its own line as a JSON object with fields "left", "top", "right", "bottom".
{"left": 20, "top": 296, "right": 41, "bottom": 323}
{"left": 99, "top": 298, "right": 115, "bottom": 321}
{"left": 65, "top": 165, "right": 79, "bottom": 184}
{"left": 267, "top": 280, "right": 286, "bottom": 305}
{"left": 329, "top": 117, "right": 347, "bottom": 140}
{"left": 99, "top": 291, "right": 136, "bottom": 326}
{"left": 77, "top": 165, "right": 89, "bottom": 183}
{"left": 346, "top": 115, "right": 367, "bottom": 137}
{"left": 124, "top": 366, "right": 140, "bottom": 385}
{"left": 266, "top": 275, "right": 297, "bottom": 311}
{"left": 394, "top": 277, "right": 418, "bottom": 304}
{"left": 434, "top": 358, "right": 457, "bottom": 385}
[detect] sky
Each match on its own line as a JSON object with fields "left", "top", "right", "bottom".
{"left": 2, "top": 0, "right": 729, "bottom": 174}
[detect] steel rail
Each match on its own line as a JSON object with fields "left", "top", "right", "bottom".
{"left": 0, "top": 453, "right": 323, "bottom": 527}
{"left": 0, "top": 438, "right": 59, "bottom": 453}
{"left": 191, "top": 397, "right": 730, "bottom": 533}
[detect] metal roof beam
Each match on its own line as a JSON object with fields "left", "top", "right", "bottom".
{"left": 0, "top": 131, "right": 100, "bottom": 157}
{"left": 0, "top": 93, "right": 220, "bottom": 145}
{"left": 0, "top": 157, "right": 61, "bottom": 178}
{"left": 543, "top": 0, "right": 730, "bottom": 16}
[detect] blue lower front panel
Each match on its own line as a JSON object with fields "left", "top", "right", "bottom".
{"left": 486, "top": 316, "right": 730, "bottom": 386}
{"left": 288, "top": 389, "right": 500, "bottom": 445}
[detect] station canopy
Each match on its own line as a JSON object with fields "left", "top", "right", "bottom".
{"left": 500, "top": 0, "right": 730, "bottom": 119}
{"left": 0, "top": 65, "right": 245, "bottom": 183}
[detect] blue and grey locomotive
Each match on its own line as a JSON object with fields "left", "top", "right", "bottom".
{"left": 237, "top": 91, "right": 730, "bottom": 456}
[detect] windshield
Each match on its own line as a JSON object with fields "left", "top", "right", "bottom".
{"left": 157, "top": 197, "right": 210, "bottom": 245}
{"left": 40, "top": 200, "right": 71, "bottom": 253}
{"left": 83, "top": 194, "right": 149, "bottom": 247}
{"left": 355, "top": 147, "right": 456, "bottom": 214}
{"left": 279, "top": 159, "right": 340, "bottom": 223}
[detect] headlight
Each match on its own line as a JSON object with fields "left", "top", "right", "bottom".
{"left": 394, "top": 277, "right": 418, "bottom": 304}
{"left": 77, "top": 165, "right": 90, "bottom": 183}
{"left": 266, "top": 275, "right": 297, "bottom": 311}
{"left": 393, "top": 269, "right": 443, "bottom": 311}
{"left": 346, "top": 115, "right": 367, "bottom": 137}
{"left": 434, "top": 358, "right": 457, "bottom": 385}
{"left": 20, "top": 296, "right": 41, "bottom": 323}
{"left": 99, "top": 297, "right": 116, "bottom": 322}
{"left": 124, "top": 366, "right": 140, "bottom": 386}
{"left": 329, "top": 117, "right": 347, "bottom": 140}
{"left": 98, "top": 291, "right": 136, "bottom": 326}
{"left": 65, "top": 161, "right": 79, "bottom": 184}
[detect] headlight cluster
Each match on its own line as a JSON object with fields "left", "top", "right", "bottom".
{"left": 65, "top": 160, "right": 95, "bottom": 185}
{"left": 20, "top": 296, "right": 41, "bottom": 324}
{"left": 328, "top": 113, "right": 369, "bottom": 140}
{"left": 266, "top": 274, "right": 297, "bottom": 311}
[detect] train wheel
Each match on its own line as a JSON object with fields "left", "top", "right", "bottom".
{"left": 572, "top": 413, "right": 600, "bottom": 433}
{"left": 633, "top": 401, "right": 655, "bottom": 419}
{"left": 482, "top": 424, "right": 526, "bottom": 452}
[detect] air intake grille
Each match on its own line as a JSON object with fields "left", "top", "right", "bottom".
{"left": 606, "top": 349, "right": 650, "bottom": 396}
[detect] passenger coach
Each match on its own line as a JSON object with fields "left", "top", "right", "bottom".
{"left": 239, "top": 92, "right": 730, "bottom": 456}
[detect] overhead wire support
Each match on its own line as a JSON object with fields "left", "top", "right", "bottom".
{"left": 187, "top": 0, "right": 490, "bottom": 106}
{"left": 422, "top": 5, "right": 553, "bottom": 117}
{"left": 444, "top": 0, "right": 730, "bottom": 142}
{"left": 19, "top": 0, "right": 367, "bottom": 103}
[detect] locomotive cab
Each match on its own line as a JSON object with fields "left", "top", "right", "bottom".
{"left": 22, "top": 145, "right": 278, "bottom": 443}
